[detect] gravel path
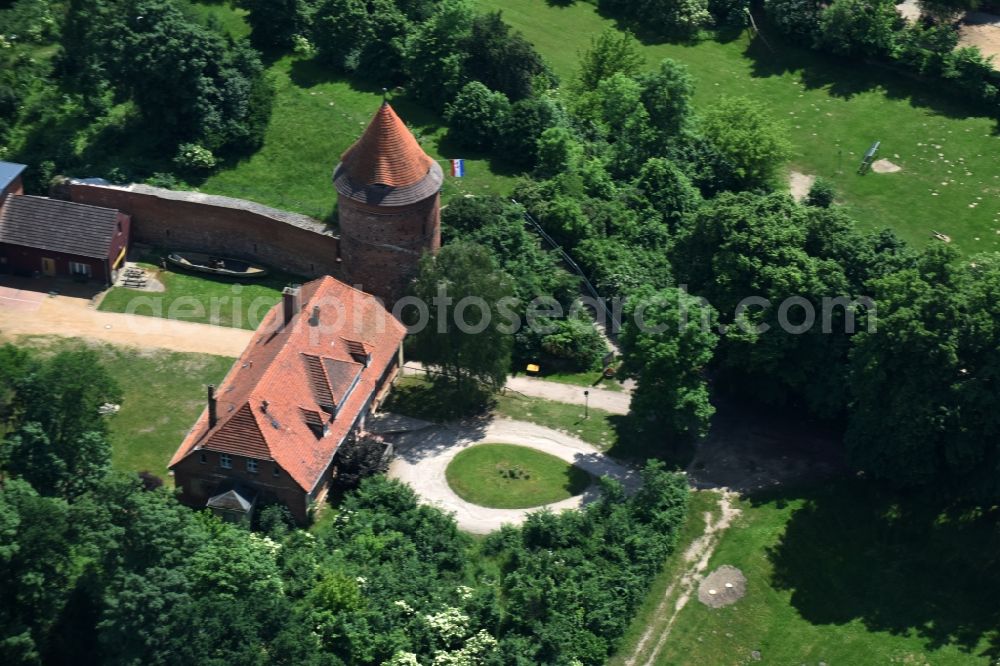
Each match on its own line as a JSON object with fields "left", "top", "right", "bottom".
{"left": 387, "top": 418, "right": 640, "bottom": 533}
{"left": 403, "top": 363, "right": 631, "bottom": 415}
{"left": 0, "top": 278, "right": 252, "bottom": 356}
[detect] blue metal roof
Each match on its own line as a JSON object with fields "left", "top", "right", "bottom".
{"left": 0, "top": 161, "right": 27, "bottom": 193}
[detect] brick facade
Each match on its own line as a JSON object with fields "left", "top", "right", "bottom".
{"left": 338, "top": 194, "right": 441, "bottom": 303}
{"left": 53, "top": 180, "right": 343, "bottom": 280}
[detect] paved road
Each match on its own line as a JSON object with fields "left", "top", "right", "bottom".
{"left": 388, "top": 418, "right": 641, "bottom": 533}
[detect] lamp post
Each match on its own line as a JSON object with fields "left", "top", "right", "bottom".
{"left": 584, "top": 390, "right": 589, "bottom": 419}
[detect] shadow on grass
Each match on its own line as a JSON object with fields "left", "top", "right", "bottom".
{"left": 742, "top": 29, "right": 1000, "bottom": 130}
{"left": 382, "top": 375, "right": 496, "bottom": 423}
{"left": 759, "top": 479, "right": 1000, "bottom": 660}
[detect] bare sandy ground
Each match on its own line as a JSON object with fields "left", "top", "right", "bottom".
{"left": 961, "top": 12, "right": 1000, "bottom": 65}
{"left": 871, "top": 158, "right": 903, "bottom": 173}
{"left": 789, "top": 171, "right": 816, "bottom": 202}
{"left": 0, "top": 278, "right": 251, "bottom": 356}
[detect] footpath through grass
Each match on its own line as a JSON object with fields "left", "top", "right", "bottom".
{"left": 445, "top": 443, "right": 591, "bottom": 508}
{"left": 635, "top": 480, "right": 1000, "bottom": 665}
{"left": 480, "top": 0, "right": 1000, "bottom": 252}
{"left": 7, "top": 336, "right": 231, "bottom": 477}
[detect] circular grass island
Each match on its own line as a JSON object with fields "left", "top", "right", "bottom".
{"left": 445, "top": 443, "right": 592, "bottom": 509}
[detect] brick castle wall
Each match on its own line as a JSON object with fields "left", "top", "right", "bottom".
{"left": 338, "top": 193, "right": 441, "bottom": 303}
{"left": 53, "top": 180, "right": 343, "bottom": 280}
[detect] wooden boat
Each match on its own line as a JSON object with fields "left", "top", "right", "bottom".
{"left": 165, "top": 252, "right": 269, "bottom": 279}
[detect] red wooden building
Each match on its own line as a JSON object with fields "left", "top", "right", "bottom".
{"left": 0, "top": 168, "right": 131, "bottom": 286}
{"left": 169, "top": 276, "right": 407, "bottom": 524}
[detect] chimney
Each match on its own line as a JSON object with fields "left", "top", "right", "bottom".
{"left": 282, "top": 286, "right": 301, "bottom": 326}
{"left": 207, "top": 384, "right": 217, "bottom": 429}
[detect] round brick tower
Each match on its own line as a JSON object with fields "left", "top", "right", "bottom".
{"left": 333, "top": 102, "right": 443, "bottom": 304}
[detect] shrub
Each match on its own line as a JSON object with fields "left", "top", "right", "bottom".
{"left": 698, "top": 96, "right": 791, "bottom": 190}
{"left": 173, "top": 143, "right": 217, "bottom": 172}
{"left": 763, "top": 0, "right": 823, "bottom": 43}
{"left": 816, "top": 0, "right": 904, "bottom": 59}
{"left": 806, "top": 177, "right": 836, "bottom": 207}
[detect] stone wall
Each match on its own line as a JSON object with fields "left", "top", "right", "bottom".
{"left": 53, "top": 179, "right": 342, "bottom": 279}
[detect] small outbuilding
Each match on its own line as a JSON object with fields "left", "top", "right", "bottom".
{"left": 0, "top": 193, "right": 131, "bottom": 285}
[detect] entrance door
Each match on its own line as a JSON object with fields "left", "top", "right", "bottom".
{"left": 41, "top": 257, "right": 56, "bottom": 277}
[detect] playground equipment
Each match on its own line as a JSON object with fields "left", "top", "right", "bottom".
{"left": 858, "top": 141, "right": 880, "bottom": 174}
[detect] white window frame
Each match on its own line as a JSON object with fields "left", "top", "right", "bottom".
{"left": 220, "top": 453, "right": 232, "bottom": 469}
{"left": 69, "top": 261, "right": 92, "bottom": 277}
{"left": 246, "top": 458, "right": 258, "bottom": 474}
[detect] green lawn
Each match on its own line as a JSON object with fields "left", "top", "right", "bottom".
{"left": 98, "top": 260, "right": 298, "bottom": 329}
{"left": 445, "top": 443, "right": 591, "bottom": 508}
{"left": 480, "top": 0, "right": 1000, "bottom": 252}
{"left": 514, "top": 368, "right": 626, "bottom": 392}
{"left": 628, "top": 480, "right": 1000, "bottom": 665}
{"left": 7, "top": 336, "right": 232, "bottom": 477}
{"left": 198, "top": 52, "right": 519, "bottom": 221}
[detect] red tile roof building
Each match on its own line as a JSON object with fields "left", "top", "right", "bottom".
{"left": 334, "top": 102, "right": 442, "bottom": 304}
{"left": 170, "top": 276, "right": 406, "bottom": 523}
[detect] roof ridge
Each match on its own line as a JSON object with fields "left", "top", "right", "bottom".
{"left": 15, "top": 194, "right": 120, "bottom": 215}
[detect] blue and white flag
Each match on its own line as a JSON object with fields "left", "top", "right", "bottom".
{"left": 450, "top": 159, "right": 465, "bottom": 177}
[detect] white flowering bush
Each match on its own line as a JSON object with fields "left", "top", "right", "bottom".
{"left": 173, "top": 143, "right": 217, "bottom": 171}
{"left": 423, "top": 607, "right": 470, "bottom": 644}
{"left": 383, "top": 651, "right": 420, "bottom": 666}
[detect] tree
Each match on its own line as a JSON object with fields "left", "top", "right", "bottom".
{"left": 239, "top": 0, "right": 316, "bottom": 50}
{"left": 334, "top": 435, "right": 391, "bottom": 489}
{"left": 60, "top": 0, "right": 275, "bottom": 154}
{"left": 3, "top": 348, "right": 121, "bottom": 498}
{"left": 443, "top": 81, "right": 510, "bottom": 150}
{"left": 498, "top": 95, "right": 565, "bottom": 169}
{"left": 847, "top": 247, "right": 1000, "bottom": 500}
{"left": 633, "top": 157, "right": 701, "bottom": 228}
{"left": 636, "top": 59, "right": 695, "bottom": 142}
{"left": 466, "top": 11, "right": 553, "bottom": 101}
{"left": 574, "top": 29, "right": 643, "bottom": 92}
{"left": 403, "top": 0, "right": 475, "bottom": 111}
{"left": 698, "top": 96, "right": 791, "bottom": 190}
{"left": 621, "top": 286, "right": 719, "bottom": 443}
{"left": 763, "top": 0, "right": 823, "bottom": 43}
{"left": 816, "top": 0, "right": 903, "bottom": 59}
{"left": 408, "top": 242, "right": 515, "bottom": 396}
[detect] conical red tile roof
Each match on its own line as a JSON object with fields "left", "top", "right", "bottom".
{"left": 339, "top": 102, "right": 434, "bottom": 188}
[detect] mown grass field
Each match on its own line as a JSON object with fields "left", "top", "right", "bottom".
{"left": 612, "top": 481, "right": 1000, "bottom": 665}
{"left": 198, "top": 53, "right": 518, "bottom": 221}
{"left": 98, "top": 260, "right": 297, "bottom": 329}
{"left": 445, "top": 443, "right": 591, "bottom": 508}
{"left": 480, "top": 0, "right": 1000, "bottom": 252}
{"left": 7, "top": 336, "right": 232, "bottom": 476}
{"left": 188, "top": 0, "right": 999, "bottom": 249}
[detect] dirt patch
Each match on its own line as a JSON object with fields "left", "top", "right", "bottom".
{"left": 871, "top": 159, "right": 902, "bottom": 173}
{"left": 960, "top": 12, "right": 1000, "bottom": 66}
{"left": 788, "top": 171, "right": 815, "bottom": 202}
{"left": 624, "top": 491, "right": 741, "bottom": 666}
{"left": 698, "top": 565, "right": 747, "bottom": 608}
